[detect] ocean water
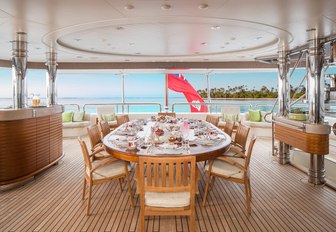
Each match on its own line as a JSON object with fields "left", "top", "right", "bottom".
{"left": 0, "top": 96, "right": 283, "bottom": 113}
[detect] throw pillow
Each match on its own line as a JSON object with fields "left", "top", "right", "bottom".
{"left": 62, "top": 111, "right": 74, "bottom": 123}
{"left": 101, "top": 113, "right": 116, "bottom": 121}
{"left": 73, "top": 111, "right": 85, "bottom": 122}
{"left": 222, "top": 113, "right": 239, "bottom": 122}
{"left": 249, "top": 110, "right": 261, "bottom": 122}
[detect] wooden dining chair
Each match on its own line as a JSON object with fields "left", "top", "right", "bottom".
{"left": 116, "top": 114, "right": 130, "bottom": 126}
{"left": 223, "top": 119, "right": 235, "bottom": 138}
{"left": 206, "top": 114, "right": 219, "bottom": 127}
{"left": 138, "top": 156, "right": 196, "bottom": 232}
{"left": 223, "top": 123, "right": 250, "bottom": 158}
{"left": 203, "top": 137, "right": 257, "bottom": 214}
{"left": 157, "top": 112, "right": 176, "bottom": 117}
{"left": 98, "top": 120, "right": 111, "bottom": 138}
{"left": 78, "top": 138, "right": 134, "bottom": 215}
{"left": 86, "top": 124, "right": 112, "bottom": 160}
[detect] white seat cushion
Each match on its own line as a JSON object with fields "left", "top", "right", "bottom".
{"left": 205, "top": 157, "right": 245, "bottom": 179}
{"left": 62, "top": 121, "right": 90, "bottom": 128}
{"left": 87, "top": 160, "right": 130, "bottom": 180}
{"left": 107, "top": 120, "right": 118, "bottom": 126}
{"left": 145, "top": 191, "right": 190, "bottom": 208}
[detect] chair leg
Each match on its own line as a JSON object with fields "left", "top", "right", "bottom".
{"left": 82, "top": 178, "right": 86, "bottom": 200}
{"left": 209, "top": 176, "right": 216, "bottom": 191}
{"left": 190, "top": 209, "right": 195, "bottom": 232}
{"left": 118, "top": 178, "right": 123, "bottom": 191}
{"left": 244, "top": 180, "right": 251, "bottom": 214}
{"left": 202, "top": 172, "right": 212, "bottom": 206}
{"left": 126, "top": 176, "right": 134, "bottom": 207}
{"left": 87, "top": 182, "right": 93, "bottom": 215}
{"left": 140, "top": 208, "right": 145, "bottom": 232}
{"left": 248, "top": 178, "right": 252, "bottom": 199}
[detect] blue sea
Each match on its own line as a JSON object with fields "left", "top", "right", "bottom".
{"left": 0, "top": 96, "right": 285, "bottom": 113}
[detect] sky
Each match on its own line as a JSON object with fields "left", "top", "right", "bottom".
{"left": 0, "top": 66, "right": 333, "bottom": 98}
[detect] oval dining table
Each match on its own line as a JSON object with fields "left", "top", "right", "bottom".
{"left": 103, "top": 118, "right": 232, "bottom": 162}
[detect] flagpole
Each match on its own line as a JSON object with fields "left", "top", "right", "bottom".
{"left": 206, "top": 73, "right": 211, "bottom": 112}
{"left": 165, "top": 73, "right": 169, "bottom": 112}
{"left": 121, "top": 73, "right": 125, "bottom": 113}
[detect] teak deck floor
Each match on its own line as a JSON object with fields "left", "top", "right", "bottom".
{"left": 1, "top": 138, "right": 336, "bottom": 232}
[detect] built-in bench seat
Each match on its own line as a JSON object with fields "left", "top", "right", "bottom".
{"left": 62, "top": 113, "right": 96, "bottom": 138}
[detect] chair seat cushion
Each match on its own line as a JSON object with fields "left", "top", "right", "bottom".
{"left": 88, "top": 160, "right": 131, "bottom": 180}
{"left": 205, "top": 157, "right": 245, "bottom": 179}
{"left": 62, "top": 121, "right": 90, "bottom": 128}
{"left": 145, "top": 191, "right": 190, "bottom": 208}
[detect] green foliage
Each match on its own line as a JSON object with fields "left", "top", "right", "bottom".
{"left": 290, "top": 107, "right": 306, "bottom": 114}
{"left": 197, "top": 85, "right": 305, "bottom": 99}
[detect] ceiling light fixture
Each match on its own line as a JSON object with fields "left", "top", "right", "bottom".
{"left": 198, "top": 3, "right": 209, "bottom": 9}
{"left": 161, "top": 4, "right": 171, "bottom": 10}
{"left": 201, "top": 42, "right": 207, "bottom": 45}
{"left": 129, "top": 42, "right": 134, "bottom": 46}
{"left": 211, "top": 26, "right": 221, "bottom": 30}
{"left": 116, "top": 26, "right": 124, "bottom": 30}
{"left": 124, "top": 4, "right": 134, "bottom": 10}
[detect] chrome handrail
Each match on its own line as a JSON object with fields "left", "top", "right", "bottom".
{"left": 83, "top": 102, "right": 162, "bottom": 113}
{"left": 171, "top": 102, "right": 252, "bottom": 113}
{"left": 62, "top": 103, "right": 80, "bottom": 111}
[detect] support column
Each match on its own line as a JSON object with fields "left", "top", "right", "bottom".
{"left": 46, "top": 52, "right": 58, "bottom": 106}
{"left": 277, "top": 50, "right": 290, "bottom": 164}
{"left": 307, "top": 36, "right": 326, "bottom": 185}
{"left": 206, "top": 73, "right": 211, "bottom": 112}
{"left": 12, "top": 32, "right": 28, "bottom": 109}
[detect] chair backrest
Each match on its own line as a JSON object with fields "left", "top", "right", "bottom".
{"left": 99, "top": 120, "right": 111, "bottom": 138}
{"left": 138, "top": 156, "right": 196, "bottom": 195}
{"left": 244, "top": 136, "right": 257, "bottom": 169}
{"left": 158, "top": 112, "right": 176, "bottom": 118}
{"left": 234, "top": 124, "right": 250, "bottom": 151}
{"left": 224, "top": 119, "right": 234, "bottom": 137}
{"left": 78, "top": 138, "right": 92, "bottom": 171}
{"left": 116, "top": 114, "right": 130, "bottom": 126}
{"left": 221, "top": 107, "right": 240, "bottom": 115}
{"left": 206, "top": 115, "right": 219, "bottom": 126}
{"left": 87, "top": 124, "right": 102, "bottom": 151}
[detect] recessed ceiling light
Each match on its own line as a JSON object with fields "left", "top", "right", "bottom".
{"left": 116, "top": 26, "right": 124, "bottom": 31}
{"left": 125, "top": 59, "right": 130, "bottom": 62}
{"left": 306, "top": 28, "right": 316, "bottom": 32}
{"left": 201, "top": 42, "right": 207, "bottom": 45}
{"left": 124, "top": 4, "right": 134, "bottom": 10}
{"left": 135, "top": 52, "right": 141, "bottom": 55}
{"left": 220, "top": 46, "right": 225, "bottom": 49}
{"left": 230, "top": 37, "right": 236, "bottom": 41}
{"left": 256, "top": 36, "right": 263, "bottom": 40}
{"left": 198, "top": 3, "right": 209, "bottom": 9}
{"left": 35, "top": 47, "right": 41, "bottom": 50}
{"left": 161, "top": 4, "right": 172, "bottom": 10}
{"left": 241, "top": 46, "right": 246, "bottom": 49}
{"left": 194, "top": 52, "right": 200, "bottom": 54}
{"left": 129, "top": 42, "right": 134, "bottom": 46}
{"left": 90, "top": 47, "right": 95, "bottom": 50}
{"left": 76, "top": 56, "right": 83, "bottom": 59}
{"left": 74, "top": 38, "right": 81, "bottom": 42}
{"left": 211, "top": 26, "right": 221, "bottom": 30}
{"left": 225, "top": 42, "right": 230, "bottom": 45}
{"left": 204, "top": 58, "right": 209, "bottom": 61}
{"left": 107, "top": 43, "right": 111, "bottom": 46}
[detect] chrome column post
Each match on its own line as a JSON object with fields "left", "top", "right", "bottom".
{"left": 164, "top": 73, "right": 169, "bottom": 112}
{"left": 46, "top": 52, "right": 58, "bottom": 106}
{"left": 277, "top": 50, "right": 290, "bottom": 164}
{"left": 307, "top": 36, "right": 326, "bottom": 185}
{"left": 206, "top": 73, "right": 211, "bottom": 112}
{"left": 121, "top": 73, "right": 125, "bottom": 113}
{"left": 12, "top": 32, "right": 28, "bottom": 109}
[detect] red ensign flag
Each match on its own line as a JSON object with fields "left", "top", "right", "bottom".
{"left": 167, "top": 74, "right": 207, "bottom": 112}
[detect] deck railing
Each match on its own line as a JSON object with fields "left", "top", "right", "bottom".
{"left": 171, "top": 102, "right": 252, "bottom": 113}
{"left": 82, "top": 102, "right": 162, "bottom": 113}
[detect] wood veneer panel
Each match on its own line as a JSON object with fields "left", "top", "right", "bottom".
{"left": 36, "top": 116, "right": 50, "bottom": 169}
{"left": 50, "top": 113, "right": 62, "bottom": 162}
{"left": 0, "top": 118, "right": 37, "bottom": 182}
{"left": 274, "top": 124, "right": 329, "bottom": 155}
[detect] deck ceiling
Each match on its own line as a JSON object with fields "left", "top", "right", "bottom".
{"left": 0, "top": 0, "right": 336, "bottom": 64}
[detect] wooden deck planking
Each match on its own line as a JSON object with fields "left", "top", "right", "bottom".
{"left": 1, "top": 138, "right": 336, "bottom": 231}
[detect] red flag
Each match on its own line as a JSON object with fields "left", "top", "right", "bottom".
{"left": 167, "top": 74, "right": 207, "bottom": 112}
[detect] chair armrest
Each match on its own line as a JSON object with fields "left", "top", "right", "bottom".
{"left": 216, "top": 156, "right": 246, "bottom": 171}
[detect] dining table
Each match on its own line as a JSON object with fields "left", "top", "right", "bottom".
{"left": 103, "top": 117, "right": 232, "bottom": 162}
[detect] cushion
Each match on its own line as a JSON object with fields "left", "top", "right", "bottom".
{"left": 87, "top": 160, "right": 131, "bottom": 180}
{"left": 72, "top": 111, "right": 85, "bottom": 122}
{"left": 249, "top": 110, "right": 261, "bottom": 122}
{"left": 101, "top": 113, "right": 116, "bottom": 122}
{"left": 222, "top": 113, "right": 239, "bottom": 122}
{"left": 145, "top": 191, "right": 190, "bottom": 208}
{"left": 62, "top": 111, "right": 74, "bottom": 123}
{"left": 205, "top": 157, "right": 246, "bottom": 179}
